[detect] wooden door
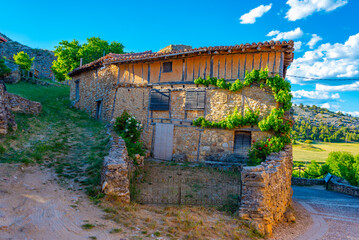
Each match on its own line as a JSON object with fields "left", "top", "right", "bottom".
{"left": 234, "top": 131, "right": 251, "bottom": 160}
{"left": 153, "top": 123, "right": 174, "bottom": 160}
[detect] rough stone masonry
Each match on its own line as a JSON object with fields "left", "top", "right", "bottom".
{"left": 0, "top": 84, "right": 42, "bottom": 134}
{"left": 239, "top": 144, "right": 293, "bottom": 236}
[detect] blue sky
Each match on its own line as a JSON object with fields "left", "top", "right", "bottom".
{"left": 2, "top": 0, "right": 359, "bottom": 115}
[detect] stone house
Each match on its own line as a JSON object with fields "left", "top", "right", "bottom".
{"left": 69, "top": 41, "right": 294, "bottom": 164}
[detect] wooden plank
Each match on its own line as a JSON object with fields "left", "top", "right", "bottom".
{"left": 182, "top": 59, "right": 185, "bottom": 81}
{"left": 210, "top": 56, "right": 214, "bottom": 78}
{"left": 117, "top": 66, "right": 120, "bottom": 84}
{"left": 203, "top": 57, "right": 207, "bottom": 79}
{"left": 148, "top": 63, "right": 151, "bottom": 82}
{"left": 158, "top": 62, "right": 162, "bottom": 82}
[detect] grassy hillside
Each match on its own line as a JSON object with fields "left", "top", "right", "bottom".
{"left": 293, "top": 142, "right": 359, "bottom": 163}
{"left": 292, "top": 104, "right": 359, "bottom": 143}
{"left": 0, "top": 82, "right": 110, "bottom": 197}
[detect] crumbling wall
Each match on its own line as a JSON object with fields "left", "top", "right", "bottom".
{"left": 239, "top": 145, "right": 293, "bottom": 236}
{"left": 101, "top": 134, "right": 131, "bottom": 203}
{"left": 0, "top": 84, "right": 17, "bottom": 134}
{"left": 0, "top": 84, "right": 42, "bottom": 134}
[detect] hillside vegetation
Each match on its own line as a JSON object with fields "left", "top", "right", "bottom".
{"left": 292, "top": 104, "right": 359, "bottom": 143}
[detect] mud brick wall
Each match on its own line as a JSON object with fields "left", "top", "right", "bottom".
{"left": 239, "top": 145, "right": 293, "bottom": 236}
{"left": 101, "top": 134, "right": 131, "bottom": 203}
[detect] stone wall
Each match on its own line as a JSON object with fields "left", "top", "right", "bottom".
{"left": 0, "top": 84, "right": 17, "bottom": 134}
{"left": 239, "top": 145, "right": 293, "bottom": 236}
{"left": 0, "top": 33, "right": 56, "bottom": 79}
{"left": 70, "top": 62, "right": 279, "bottom": 163}
{"left": 7, "top": 93, "right": 42, "bottom": 114}
{"left": 328, "top": 175, "right": 359, "bottom": 197}
{"left": 0, "top": 83, "right": 42, "bottom": 134}
{"left": 291, "top": 177, "right": 325, "bottom": 186}
{"left": 101, "top": 133, "right": 131, "bottom": 203}
{"left": 2, "top": 59, "right": 20, "bottom": 84}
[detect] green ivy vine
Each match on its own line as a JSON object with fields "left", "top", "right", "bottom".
{"left": 193, "top": 67, "right": 293, "bottom": 165}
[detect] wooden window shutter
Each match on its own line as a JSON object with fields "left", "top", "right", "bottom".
{"left": 150, "top": 89, "right": 170, "bottom": 111}
{"left": 185, "top": 90, "right": 205, "bottom": 110}
{"left": 163, "top": 62, "right": 172, "bottom": 73}
{"left": 233, "top": 132, "right": 251, "bottom": 160}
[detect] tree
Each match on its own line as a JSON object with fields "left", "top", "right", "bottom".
{"left": 52, "top": 40, "right": 81, "bottom": 81}
{"left": 13, "top": 51, "right": 34, "bottom": 71}
{"left": 0, "top": 58, "right": 11, "bottom": 78}
{"left": 52, "top": 37, "right": 125, "bottom": 81}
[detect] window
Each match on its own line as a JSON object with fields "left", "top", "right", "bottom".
{"left": 150, "top": 89, "right": 170, "bottom": 111}
{"left": 163, "top": 62, "right": 172, "bottom": 73}
{"left": 75, "top": 80, "right": 80, "bottom": 101}
{"left": 185, "top": 90, "right": 205, "bottom": 110}
{"left": 96, "top": 100, "right": 102, "bottom": 120}
{"left": 233, "top": 132, "right": 251, "bottom": 160}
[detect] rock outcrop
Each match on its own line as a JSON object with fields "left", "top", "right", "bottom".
{"left": 0, "top": 33, "right": 56, "bottom": 79}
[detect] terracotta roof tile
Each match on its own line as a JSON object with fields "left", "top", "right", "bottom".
{"left": 0, "top": 36, "right": 7, "bottom": 42}
{"left": 69, "top": 40, "right": 294, "bottom": 77}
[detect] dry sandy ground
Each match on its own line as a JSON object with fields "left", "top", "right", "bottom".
{"left": 0, "top": 164, "right": 120, "bottom": 240}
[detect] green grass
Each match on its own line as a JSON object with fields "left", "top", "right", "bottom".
{"left": 293, "top": 142, "right": 359, "bottom": 163}
{"left": 0, "top": 82, "right": 110, "bottom": 197}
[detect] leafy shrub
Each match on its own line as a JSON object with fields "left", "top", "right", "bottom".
{"left": 326, "top": 151, "right": 359, "bottom": 186}
{"left": 13, "top": 51, "right": 34, "bottom": 71}
{"left": 114, "top": 111, "right": 145, "bottom": 158}
{"left": 304, "top": 140, "right": 313, "bottom": 144}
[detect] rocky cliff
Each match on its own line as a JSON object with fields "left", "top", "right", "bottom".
{"left": 0, "top": 33, "right": 56, "bottom": 79}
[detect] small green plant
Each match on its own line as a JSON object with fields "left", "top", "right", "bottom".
{"left": 13, "top": 51, "right": 34, "bottom": 71}
{"left": 109, "top": 228, "right": 122, "bottom": 234}
{"left": 81, "top": 223, "right": 95, "bottom": 229}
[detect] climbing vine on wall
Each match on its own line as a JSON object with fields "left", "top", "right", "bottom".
{"left": 193, "top": 67, "right": 293, "bottom": 165}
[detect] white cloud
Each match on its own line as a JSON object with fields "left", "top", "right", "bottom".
{"left": 285, "top": 0, "right": 348, "bottom": 21}
{"left": 294, "top": 41, "right": 302, "bottom": 52}
{"left": 321, "top": 103, "right": 331, "bottom": 109}
{"left": 292, "top": 90, "right": 340, "bottom": 99}
{"left": 343, "top": 111, "right": 359, "bottom": 117}
{"left": 266, "top": 27, "right": 303, "bottom": 41}
{"left": 316, "top": 81, "right": 359, "bottom": 92}
{"left": 240, "top": 4, "right": 272, "bottom": 24}
{"left": 287, "top": 33, "right": 359, "bottom": 85}
{"left": 307, "top": 34, "right": 323, "bottom": 48}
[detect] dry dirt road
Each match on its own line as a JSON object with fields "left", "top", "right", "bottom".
{"left": 0, "top": 164, "right": 121, "bottom": 240}
{"left": 293, "top": 185, "right": 359, "bottom": 240}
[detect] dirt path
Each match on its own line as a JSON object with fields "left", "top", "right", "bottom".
{"left": 0, "top": 164, "right": 121, "bottom": 240}
{"left": 293, "top": 185, "right": 359, "bottom": 240}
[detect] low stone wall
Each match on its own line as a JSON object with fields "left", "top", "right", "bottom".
{"left": 239, "top": 145, "right": 293, "bottom": 236}
{"left": 0, "top": 84, "right": 17, "bottom": 134}
{"left": 291, "top": 177, "right": 325, "bottom": 186}
{"left": 328, "top": 176, "right": 359, "bottom": 197}
{"left": 7, "top": 93, "right": 42, "bottom": 115}
{"left": 101, "top": 133, "right": 131, "bottom": 203}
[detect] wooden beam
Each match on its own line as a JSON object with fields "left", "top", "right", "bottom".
{"left": 210, "top": 56, "right": 213, "bottom": 78}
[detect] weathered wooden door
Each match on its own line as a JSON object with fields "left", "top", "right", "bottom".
{"left": 153, "top": 123, "right": 174, "bottom": 160}
{"left": 234, "top": 131, "right": 251, "bottom": 160}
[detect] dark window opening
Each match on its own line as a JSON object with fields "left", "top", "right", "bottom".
{"left": 96, "top": 100, "right": 102, "bottom": 120}
{"left": 185, "top": 90, "right": 205, "bottom": 110}
{"left": 150, "top": 89, "right": 170, "bottom": 111}
{"left": 75, "top": 80, "right": 80, "bottom": 101}
{"left": 163, "top": 62, "right": 172, "bottom": 73}
{"left": 233, "top": 131, "right": 251, "bottom": 160}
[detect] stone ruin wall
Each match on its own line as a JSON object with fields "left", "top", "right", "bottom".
{"left": 0, "top": 33, "right": 56, "bottom": 79}
{"left": 239, "top": 144, "right": 293, "bottom": 236}
{"left": 0, "top": 84, "right": 42, "bottom": 134}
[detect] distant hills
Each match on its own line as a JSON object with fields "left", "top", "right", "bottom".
{"left": 292, "top": 104, "right": 359, "bottom": 143}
